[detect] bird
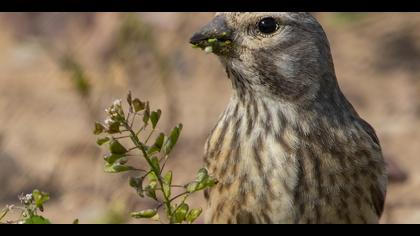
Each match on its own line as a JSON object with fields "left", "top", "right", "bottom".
{"left": 190, "top": 12, "right": 387, "bottom": 224}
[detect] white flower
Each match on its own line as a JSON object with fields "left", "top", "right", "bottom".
{"left": 104, "top": 118, "right": 114, "bottom": 127}
{"left": 25, "top": 194, "right": 32, "bottom": 200}
{"left": 113, "top": 99, "right": 122, "bottom": 107}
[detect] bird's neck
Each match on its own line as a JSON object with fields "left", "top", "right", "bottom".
{"left": 225, "top": 62, "right": 360, "bottom": 132}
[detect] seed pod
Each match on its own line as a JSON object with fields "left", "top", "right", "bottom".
{"left": 131, "top": 209, "right": 157, "bottom": 219}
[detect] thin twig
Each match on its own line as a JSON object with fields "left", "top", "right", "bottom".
{"left": 127, "top": 146, "right": 139, "bottom": 152}
{"left": 126, "top": 113, "right": 131, "bottom": 126}
{"left": 135, "top": 124, "right": 147, "bottom": 136}
{"left": 114, "top": 135, "right": 131, "bottom": 140}
{"left": 170, "top": 185, "right": 185, "bottom": 188}
{"left": 169, "top": 192, "right": 189, "bottom": 203}
{"left": 145, "top": 128, "right": 155, "bottom": 144}
{"left": 130, "top": 112, "right": 137, "bottom": 128}
{"left": 159, "top": 155, "right": 169, "bottom": 174}
{"left": 155, "top": 201, "right": 165, "bottom": 210}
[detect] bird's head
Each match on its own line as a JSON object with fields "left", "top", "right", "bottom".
{"left": 190, "top": 12, "right": 338, "bottom": 102}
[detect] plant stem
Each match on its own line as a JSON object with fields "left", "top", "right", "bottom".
{"left": 123, "top": 121, "right": 173, "bottom": 218}
{"left": 135, "top": 124, "right": 146, "bottom": 136}
{"left": 126, "top": 113, "right": 131, "bottom": 126}
{"left": 170, "top": 185, "right": 185, "bottom": 188}
{"left": 130, "top": 112, "right": 137, "bottom": 128}
{"left": 132, "top": 168, "right": 147, "bottom": 172}
{"left": 127, "top": 147, "right": 139, "bottom": 152}
{"left": 153, "top": 185, "right": 185, "bottom": 191}
{"left": 145, "top": 128, "right": 155, "bottom": 144}
{"left": 169, "top": 192, "right": 189, "bottom": 203}
{"left": 160, "top": 155, "right": 169, "bottom": 174}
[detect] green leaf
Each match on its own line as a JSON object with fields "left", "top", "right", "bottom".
{"left": 129, "top": 176, "right": 145, "bottom": 197}
{"left": 186, "top": 208, "right": 202, "bottom": 223}
{"left": 150, "top": 109, "right": 161, "bottom": 129}
{"left": 144, "top": 174, "right": 158, "bottom": 197}
{"left": 190, "top": 168, "right": 218, "bottom": 192}
{"left": 96, "top": 137, "right": 110, "bottom": 146}
{"left": 186, "top": 182, "right": 199, "bottom": 193}
{"left": 163, "top": 124, "right": 183, "bottom": 155}
{"left": 221, "top": 40, "right": 231, "bottom": 46}
{"left": 163, "top": 171, "right": 172, "bottom": 198}
{"left": 144, "top": 181, "right": 157, "bottom": 200}
{"left": 107, "top": 121, "right": 121, "bottom": 134}
{"left": 147, "top": 146, "right": 160, "bottom": 157}
{"left": 196, "top": 168, "right": 209, "bottom": 183}
{"left": 32, "top": 189, "right": 50, "bottom": 211}
{"left": 129, "top": 177, "right": 140, "bottom": 188}
{"left": 172, "top": 203, "right": 189, "bottom": 223}
{"left": 93, "top": 122, "right": 105, "bottom": 135}
{"left": 104, "top": 162, "right": 134, "bottom": 173}
{"left": 164, "top": 171, "right": 172, "bottom": 185}
{"left": 103, "top": 153, "right": 124, "bottom": 164}
{"left": 150, "top": 156, "right": 160, "bottom": 172}
{"left": 186, "top": 177, "right": 217, "bottom": 193}
{"left": 147, "top": 171, "right": 158, "bottom": 182}
{"left": 204, "top": 177, "right": 218, "bottom": 188}
{"left": 24, "top": 216, "right": 51, "bottom": 224}
{"left": 150, "top": 213, "right": 160, "bottom": 221}
{"left": 146, "top": 133, "right": 165, "bottom": 155}
{"left": 73, "top": 219, "right": 79, "bottom": 224}
{"left": 143, "top": 102, "right": 150, "bottom": 125}
{"left": 131, "top": 209, "right": 157, "bottom": 219}
{"left": 109, "top": 139, "right": 127, "bottom": 155}
{"left": 132, "top": 98, "right": 145, "bottom": 112}
{"left": 185, "top": 168, "right": 215, "bottom": 193}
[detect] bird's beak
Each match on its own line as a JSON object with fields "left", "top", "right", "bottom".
{"left": 190, "top": 15, "right": 233, "bottom": 55}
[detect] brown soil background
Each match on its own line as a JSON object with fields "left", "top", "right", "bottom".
{"left": 0, "top": 13, "right": 419, "bottom": 224}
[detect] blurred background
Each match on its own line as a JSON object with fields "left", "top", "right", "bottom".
{"left": 0, "top": 12, "right": 419, "bottom": 224}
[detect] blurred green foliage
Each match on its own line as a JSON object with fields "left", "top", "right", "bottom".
{"left": 60, "top": 54, "right": 91, "bottom": 98}
{"left": 330, "top": 13, "right": 367, "bottom": 25}
{"left": 95, "top": 201, "right": 129, "bottom": 224}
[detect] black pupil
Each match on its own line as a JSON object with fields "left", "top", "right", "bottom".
{"left": 258, "top": 17, "right": 278, "bottom": 34}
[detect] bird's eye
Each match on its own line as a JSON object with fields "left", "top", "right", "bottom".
{"left": 257, "top": 17, "right": 279, "bottom": 34}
